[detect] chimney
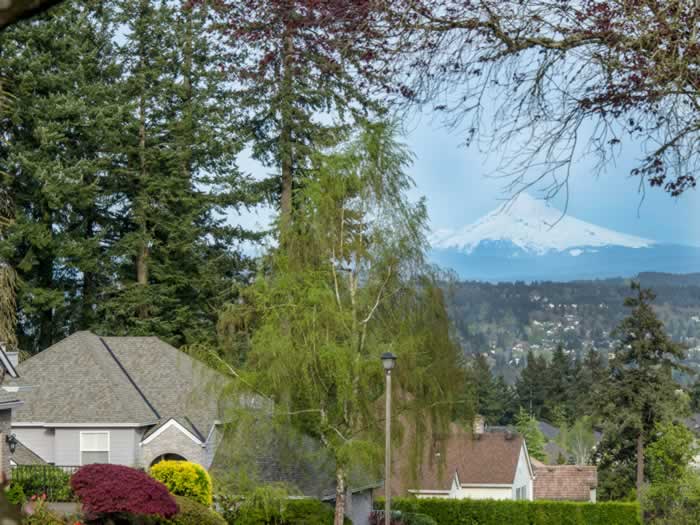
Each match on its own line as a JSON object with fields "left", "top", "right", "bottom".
{"left": 473, "top": 415, "right": 485, "bottom": 435}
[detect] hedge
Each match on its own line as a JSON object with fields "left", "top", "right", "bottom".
{"left": 150, "top": 460, "right": 214, "bottom": 506}
{"left": 375, "top": 498, "right": 642, "bottom": 525}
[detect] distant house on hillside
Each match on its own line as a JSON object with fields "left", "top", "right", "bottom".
{"left": 532, "top": 458, "right": 597, "bottom": 502}
{"left": 390, "top": 419, "right": 535, "bottom": 501}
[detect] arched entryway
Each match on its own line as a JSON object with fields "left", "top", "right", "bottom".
{"left": 150, "top": 453, "right": 187, "bottom": 467}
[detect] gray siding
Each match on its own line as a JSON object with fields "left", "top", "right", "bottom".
{"left": 13, "top": 427, "right": 54, "bottom": 464}
{"left": 14, "top": 427, "right": 142, "bottom": 467}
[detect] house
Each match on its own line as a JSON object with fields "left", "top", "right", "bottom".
{"left": 4, "top": 331, "right": 225, "bottom": 469}
{"left": 5, "top": 331, "right": 378, "bottom": 524}
{"left": 0, "top": 343, "right": 23, "bottom": 475}
{"left": 532, "top": 458, "right": 597, "bottom": 502}
{"left": 391, "top": 420, "right": 535, "bottom": 501}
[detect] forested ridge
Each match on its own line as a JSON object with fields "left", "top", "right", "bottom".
{"left": 448, "top": 273, "right": 700, "bottom": 383}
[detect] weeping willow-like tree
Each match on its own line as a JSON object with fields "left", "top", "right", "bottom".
{"left": 0, "top": 78, "right": 17, "bottom": 350}
{"left": 211, "top": 122, "right": 466, "bottom": 524}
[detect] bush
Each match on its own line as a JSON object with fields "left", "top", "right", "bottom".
{"left": 6, "top": 481, "right": 26, "bottom": 505}
{"left": 11, "top": 465, "right": 72, "bottom": 502}
{"left": 370, "top": 510, "right": 437, "bottom": 525}
{"left": 215, "top": 488, "right": 347, "bottom": 525}
{"left": 150, "top": 461, "right": 213, "bottom": 506}
{"left": 21, "top": 493, "right": 64, "bottom": 525}
{"left": 71, "top": 464, "right": 178, "bottom": 521}
{"left": 164, "top": 495, "right": 226, "bottom": 525}
{"left": 375, "top": 498, "right": 642, "bottom": 525}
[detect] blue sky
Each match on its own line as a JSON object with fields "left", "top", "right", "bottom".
{"left": 235, "top": 113, "right": 700, "bottom": 247}
{"left": 405, "top": 115, "right": 700, "bottom": 246}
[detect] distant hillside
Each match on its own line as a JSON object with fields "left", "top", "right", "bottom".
{"left": 447, "top": 273, "right": 700, "bottom": 384}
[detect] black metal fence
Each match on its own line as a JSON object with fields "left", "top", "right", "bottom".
{"left": 10, "top": 465, "right": 79, "bottom": 501}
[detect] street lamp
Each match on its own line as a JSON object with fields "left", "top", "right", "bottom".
{"left": 381, "top": 352, "right": 397, "bottom": 525}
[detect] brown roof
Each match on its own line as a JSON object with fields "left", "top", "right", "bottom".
{"left": 389, "top": 423, "right": 525, "bottom": 495}
{"left": 532, "top": 459, "right": 597, "bottom": 501}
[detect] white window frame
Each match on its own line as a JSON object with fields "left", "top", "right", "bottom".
{"left": 79, "top": 431, "right": 110, "bottom": 466}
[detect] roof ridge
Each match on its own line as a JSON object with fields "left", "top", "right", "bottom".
{"left": 98, "top": 337, "right": 160, "bottom": 420}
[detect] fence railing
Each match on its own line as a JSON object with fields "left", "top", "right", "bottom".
{"left": 10, "top": 464, "right": 79, "bottom": 501}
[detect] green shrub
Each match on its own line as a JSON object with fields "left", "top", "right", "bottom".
{"left": 150, "top": 461, "right": 213, "bottom": 506}
{"left": 375, "top": 498, "right": 642, "bottom": 525}
{"left": 11, "top": 465, "right": 72, "bottom": 502}
{"left": 6, "top": 481, "right": 26, "bottom": 505}
{"left": 166, "top": 495, "right": 227, "bottom": 525}
{"left": 215, "top": 488, "right": 348, "bottom": 525}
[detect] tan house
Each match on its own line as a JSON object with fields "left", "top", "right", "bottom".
{"left": 390, "top": 420, "right": 535, "bottom": 501}
{"left": 531, "top": 458, "right": 597, "bottom": 502}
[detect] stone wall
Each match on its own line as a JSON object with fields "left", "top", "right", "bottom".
{"left": 0, "top": 409, "right": 11, "bottom": 476}
{"left": 139, "top": 423, "right": 206, "bottom": 468}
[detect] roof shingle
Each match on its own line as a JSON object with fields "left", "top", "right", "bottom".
{"left": 532, "top": 459, "right": 597, "bottom": 501}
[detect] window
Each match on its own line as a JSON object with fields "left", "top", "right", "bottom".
{"left": 515, "top": 486, "right": 527, "bottom": 500}
{"left": 80, "top": 432, "right": 109, "bottom": 465}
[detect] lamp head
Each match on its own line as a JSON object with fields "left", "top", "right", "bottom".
{"left": 5, "top": 433, "right": 17, "bottom": 454}
{"left": 381, "top": 352, "right": 397, "bottom": 372}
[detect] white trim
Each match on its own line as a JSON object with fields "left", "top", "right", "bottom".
{"left": 407, "top": 489, "right": 451, "bottom": 495}
{"left": 0, "top": 401, "right": 23, "bottom": 409}
{"left": 80, "top": 431, "right": 110, "bottom": 466}
{"left": 139, "top": 418, "right": 204, "bottom": 447}
{"left": 1, "top": 386, "right": 32, "bottom": 393}
{"left": 460, "top": 483, "right": 513, "bottom": 488}
{"left": 13, "top": 422, "right": 154, "bottom": 428}
{"left": 0, "top": 348, "right": 19, "bottom": 378}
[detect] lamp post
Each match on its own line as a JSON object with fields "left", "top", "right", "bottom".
{"left": 381, "top": 352, "right": 397, "bottom": 525}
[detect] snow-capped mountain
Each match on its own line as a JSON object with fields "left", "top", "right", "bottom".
{"left": 430, "top": 194, "right": 699, "bottom": 282}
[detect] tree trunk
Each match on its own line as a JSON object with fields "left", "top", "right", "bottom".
{"left": 636, "top": 432, "right": 644, "bottom": 497}
{"left": 278, "top": 24, "right": 294, "bottom": 242}
{"left": 333, "top": 467, "right": 346, "bottom": 525}
{"left": 135, "top": 0, "right": 149, "bottom": 319}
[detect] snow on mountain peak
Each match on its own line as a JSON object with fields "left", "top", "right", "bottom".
{"left": 432, "top": 194, "right": 654, "bottom": 255}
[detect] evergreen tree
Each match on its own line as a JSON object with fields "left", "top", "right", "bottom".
{"left": 0, "top": 0, "right": 123, "bottom": 351}
{"left": 95, "top": 0, "right": 257, "bottom": 346}
{"left": 544, "top": 344, "right": 573, "bottom": 421}
{"left": 216, "top": 0, "right": 393, "bottom": 240}
{"left": 467, "top": 354, "right": 516, "bottom": 425}
{"left": 596, "top": 283, "right": 687, "bottom": 499}
{"left": 516, "top": 350, "right": 548, "bottom": 418}
{"left": 514, "top": 407, "right": 546, "bottom": 462}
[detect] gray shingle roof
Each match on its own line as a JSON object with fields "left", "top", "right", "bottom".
{"left": 10, "top": 332, "right": 224, "bottom": 436}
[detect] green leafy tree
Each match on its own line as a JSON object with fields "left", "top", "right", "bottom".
{"left": 515, "top": 407, "right": 546, "bottom": 462}
{"left": 556, "top": 417, "right": 596, "bottom": 465}
{"left": 643, "top": 422, "right": 700, "bottom": 524}
{"left": 596, "top": 283, "right": 687, "bottom": 499}
{"left": 216, "top": 123, "right": 465, "bottom": 523}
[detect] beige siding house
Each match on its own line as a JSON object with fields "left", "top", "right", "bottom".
{"left": 390, "top": 419, "right": 535, "bottom": 501}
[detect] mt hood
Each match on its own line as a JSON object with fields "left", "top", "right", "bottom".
{"left": 431, "top": 194, "right": 697, "bottom": 281}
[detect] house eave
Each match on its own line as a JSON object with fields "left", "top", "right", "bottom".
{"left": 13, "top": 421, "right": 156, "bottom": 428}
